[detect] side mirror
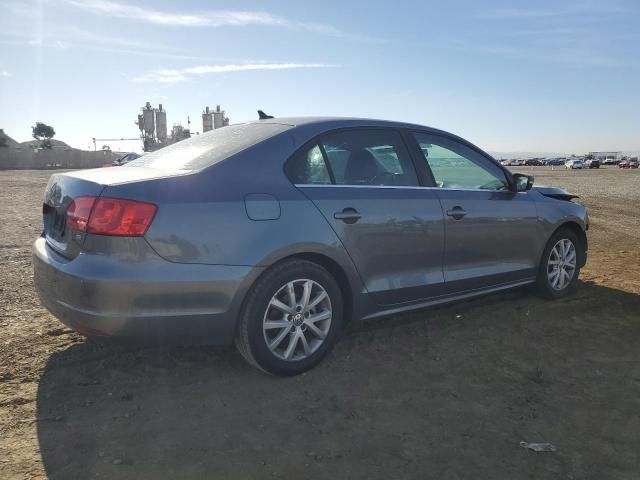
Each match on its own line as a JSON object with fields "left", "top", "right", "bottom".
{"left": 513, "top": 173, "right": 534, "bottom": 192}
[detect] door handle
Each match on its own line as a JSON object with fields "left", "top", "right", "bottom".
{"left": 334, "top": 208, "right": 362, "bottom": 224}
{"left": 446, "top": 206, "right": 467, "bottom": 220}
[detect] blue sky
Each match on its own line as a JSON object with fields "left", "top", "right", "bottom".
{"left": 0, "top": 0, "right": 638, "bottom": 153}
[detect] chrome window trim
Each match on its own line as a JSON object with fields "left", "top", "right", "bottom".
{"left": 294, "top": 184, "right": 517, "bottom": 194}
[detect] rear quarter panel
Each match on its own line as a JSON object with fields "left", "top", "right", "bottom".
{"left": 100, "top": 131, "right": 368, "bottom": 314}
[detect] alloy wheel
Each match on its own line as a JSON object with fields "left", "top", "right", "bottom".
{"left": 547, "top": 238, "right": 577, "bottom": 290}
{"left": 262, "top": 279, "right": 332, "bottom": 361}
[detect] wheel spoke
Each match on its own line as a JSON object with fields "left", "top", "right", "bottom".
{"left": 269, "top": 324, "right": 292, "bottom": 350}
{"left": 565, "top": 240, "right": 573, "bottom": 257}
{"left": 305, "top": 321, "right": 326, "bottom": 339}
{"left": 300, "top": 281, "right": 312, "bottom": 310}
{"left": 548, "top": 269, "right": 560, "bottom": 280}
{"left": 270, "top": 298, "right": 295, "bottom": 315}
{"left": 283, "top": 330, "right": 300, "bottom": 360}
{"left": 264, "top": 320, "right": 291, "bottom": 330}
{"left": 299, "top": 332, "right": 311, "bottom": 356}
{"left": 286, "top": 282, "right": 297, "bottom": 308}
{"left": 308, "top": 310, "right": 331, "bottom": 324}
{"left": 305, "top": 291, "right": 327, "bottom": 312}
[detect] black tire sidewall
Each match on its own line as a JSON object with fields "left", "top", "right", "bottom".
{"left": 242, "top": 261, "right": 343, "bottom": 376}
{"left": 537, "top": 229, "right": 582, "bottom": 298}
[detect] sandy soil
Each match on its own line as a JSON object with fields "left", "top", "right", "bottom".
{"left": 1, "top": 167, "right": 639, "bottom": 480}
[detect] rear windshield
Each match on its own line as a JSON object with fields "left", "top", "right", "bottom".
{"left": 126, "top": 122, "right": 291, "bottom": 171}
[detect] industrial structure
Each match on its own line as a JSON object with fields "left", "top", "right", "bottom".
{"left": 133, "top": 103, "right": 230, "bottom": 152}
{"left": 202, "top": 105, "right": 229, "bottom": 132}
{"left": 170, "top": 123, "right": 191, "bottom": 143}
{"left": 136, "top": 102, "right": 170, "bottom": 152}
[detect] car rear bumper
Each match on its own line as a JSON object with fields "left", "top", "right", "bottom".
{"left": 33, "top": 237, "right": 262, "bottom": 345}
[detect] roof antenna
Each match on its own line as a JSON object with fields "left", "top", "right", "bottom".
{"left": 258, "top": 110, "right": 274, "bottom": 120}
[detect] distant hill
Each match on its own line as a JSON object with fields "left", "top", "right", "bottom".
{"left": 20, "top": 139, "right": 72, "bottom": 149}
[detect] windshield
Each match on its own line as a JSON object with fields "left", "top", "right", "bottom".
{"left": 125, "top": 122, "right": 291, "bottom": 171}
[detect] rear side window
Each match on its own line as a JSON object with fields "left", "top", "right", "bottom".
{"left": 285, "top": 144, "right": 331, "bottom": 185}
{"left": 126, "top": 123, "right": 291, "bottom": 172}
{"left": 287, "top": 129, "right": 419, "bottom": 187}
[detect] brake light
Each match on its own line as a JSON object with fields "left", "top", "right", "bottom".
{"left": 66, "top": 196, "right": 157, "bottom": 236}
{"left": 66, "top": 197, "right": 96, "bottom": 232}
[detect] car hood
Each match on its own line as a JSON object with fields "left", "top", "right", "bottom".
{"left": 534, "top": 186, "right": 579, "bottom": 201}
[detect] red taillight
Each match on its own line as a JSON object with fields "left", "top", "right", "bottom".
{"left": 66, "top": 196, "right": 157, "bottom": 237}
{"left": 66, "top": 197, "right": 96, "bottom": 232}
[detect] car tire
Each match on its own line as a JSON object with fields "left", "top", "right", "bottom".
{"left": 536, "top": 228, "right": 582, "bottom": 299}
{"left": 235, "top": 259, "right": 343, "bottom": 376}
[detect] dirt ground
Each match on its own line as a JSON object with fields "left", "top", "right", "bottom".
{"left": 1, "top": 167, "right": 639, "bottom": 480}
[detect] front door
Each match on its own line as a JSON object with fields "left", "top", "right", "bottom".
{"left": 287, "top": 128, "right": 445, "bottom": 305}
{"left": 410, "top": 132, "right": 542, "bottom": 292}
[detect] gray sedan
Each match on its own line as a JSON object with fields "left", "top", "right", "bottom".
{"left": 33, "top": 117, "right": 588, "bottom": 375}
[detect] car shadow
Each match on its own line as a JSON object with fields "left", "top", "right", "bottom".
{"left": 36, "top": 282, "right": 640, "bottom": 479}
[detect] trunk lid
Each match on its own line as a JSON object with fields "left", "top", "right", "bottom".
{"left": 42, "top": 167, "right": 174, "bottom": 258}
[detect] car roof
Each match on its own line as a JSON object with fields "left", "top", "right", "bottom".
{"left": 248, "top": 116, "right": 449, "bottom": 132}
{"left": 246, "top": 116, "right": 480, "bottom": 151}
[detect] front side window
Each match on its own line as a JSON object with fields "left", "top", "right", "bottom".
{"left": 413, "top": 133, "right": 509, "bottom": 191}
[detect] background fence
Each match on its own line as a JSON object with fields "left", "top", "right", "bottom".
{"left": 0, "top": 148, "right": 119, "bottom": 170}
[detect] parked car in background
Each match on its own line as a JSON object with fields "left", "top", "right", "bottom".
{"left": 585, "top": 159, "right": 600, "bottom": 169}
{"left": 112, "top": 152, "right": 141, "bottom": 166}
{"left": 547, "top": 158, "right": 565, "bottom": 166}
{"left": 524, "top": 159, "right": 543, "bottom": 166}
{"left": 33, "top": 117, "right": 589, "bottom": 376}
{"left": 603, "top": 157, "right": 618, "bottom": 165}
{"left": 565, "top": 159, "right": 584, "bottom": 169}
{"left": 618, "top": 159, "right": 630, "bottom": 168}
{"left": 629, "top": 158, "right": 639, "bottom": 169}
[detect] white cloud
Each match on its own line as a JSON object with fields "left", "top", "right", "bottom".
{"left": 68, "top": 27, "right": 173, "bottom": 51}
{"left": 132, "top": 63, "right": 337, "bottom": 84}
{"left": 1, "top": 30, "right": 250, "bottom": 61}
{"left": 0, "top": 70, "right": 10, "bottom": 77}
{"left": 64, "top": 0, "right": 339, "bottom": 34}
{"left": 22, "top": 38, "right": 71, "bottom": 49}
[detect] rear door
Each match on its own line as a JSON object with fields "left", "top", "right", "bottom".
{"left": 287, "top": 128, "right": 445, "bottom": 305}
{"left": 409, "top": 132, "right": 541, "bottom": 292}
